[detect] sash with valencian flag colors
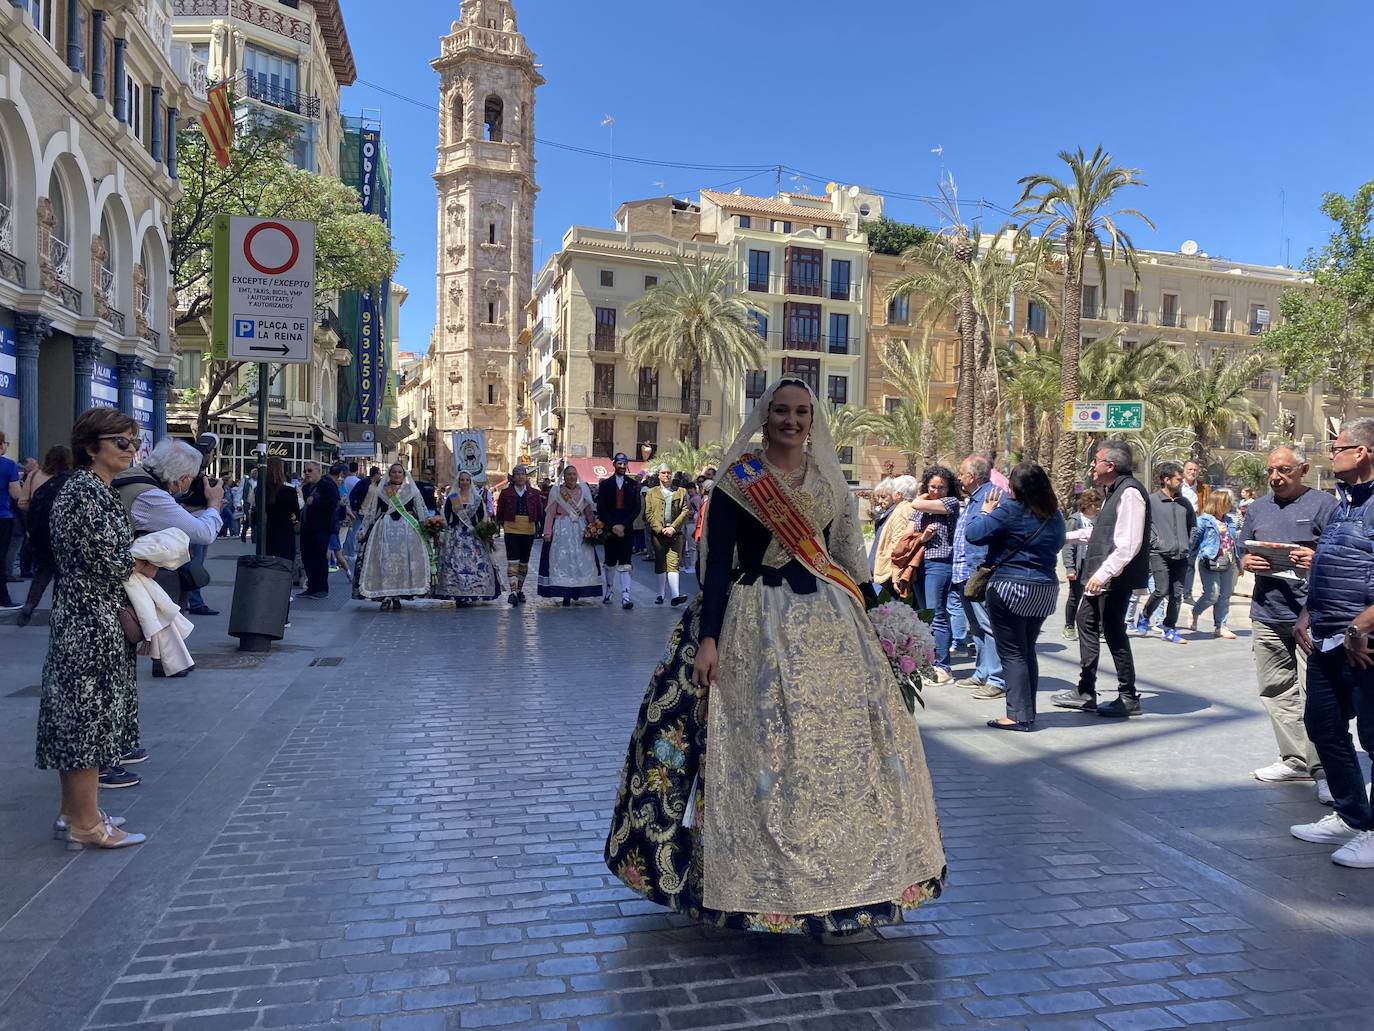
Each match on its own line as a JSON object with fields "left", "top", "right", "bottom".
{"left": 725, "top": 452, "right": 865, "bottom": 609}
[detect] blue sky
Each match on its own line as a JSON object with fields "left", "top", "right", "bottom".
{"left": 339, "top": 0, "right": 1374, "bottom": 352}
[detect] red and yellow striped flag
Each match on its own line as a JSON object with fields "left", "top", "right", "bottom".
{"left": 200, "top": 82, "right": 234, "bottom": 168}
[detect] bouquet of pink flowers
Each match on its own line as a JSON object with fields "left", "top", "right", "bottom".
{"left": 867, "top": 600, "right": 937, "bottom": 713}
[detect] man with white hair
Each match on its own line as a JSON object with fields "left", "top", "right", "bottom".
{"left": 644, "top": 463, "right": 689, "bottom": 605}
{"left": 1239, "top": 443, "right": 1336, "bottom": 800}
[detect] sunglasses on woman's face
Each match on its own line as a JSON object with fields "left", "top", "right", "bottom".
{"left": 100, "top": 435, "right": 141, "bottom": 452}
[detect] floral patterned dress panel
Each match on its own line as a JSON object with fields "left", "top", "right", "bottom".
{"left": 35, "top": 470, "right": 139, "bottom": 770}
{"left": 436, "top": 494, "right": 499, "bottom": 601}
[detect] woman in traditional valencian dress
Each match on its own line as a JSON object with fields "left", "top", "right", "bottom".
{"left": 605, "top": 379, "right": 945, "bottom": 940}
{"left": 536, "top": 465, "right": 603, "bottom": 606}
{"left": 435, "top": 470, "right": 500, "bottom": 606}
{"left": 353, "top": 462, "right": 431, "bottom": 610}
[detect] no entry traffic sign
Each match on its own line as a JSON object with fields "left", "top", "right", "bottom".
{"left": 212, "top": 215, "right": 316, "bottom": 364}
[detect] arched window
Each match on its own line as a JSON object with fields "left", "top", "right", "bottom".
{"left": 483, "top": 95, "right": 503, "bottom": 142}
{"left": 0, "top": 142, "right": 11, "bottom": 252}
{"left": 138, "top": 240, "right": 152, "bottom": 322}
{"left": 46, "top": 170, "right": 69, "bottom": 281}
{"left": 99, "top": 211, "right": 116, "bottom": 303}
{"left": 449, "top": 93, "right": 464, "bottom": 144}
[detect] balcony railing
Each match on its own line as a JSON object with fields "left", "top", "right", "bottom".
{"left": 756, "top": 329, "right": 861, "bottom": 354}
{"left": 1248, "top": 321, "right": 1272, "bottom": 336}
{"left": 48, "top": 234, "right": 72, "bottom": 284}
{"left": 1209, "top": 316, "right": 1232, "bottom": 333}
{"left": 0, "top": 203, "right": 20, "bottom": 285}
{"left": 318, "top": 305, "right": 344, "bottom": 341}
{"left": 244, "top": 76, "right": 321, "bottom": 119}
{"left": 1158, "top": 310, "right": 1186, "bottom": 329}
{"left": 1081, "top": 301, "right": 1106, "bottom": 319}
{"left": 587, "top": 331, "right": 621, "bottom": 355}
{"left": 584, "top": 392, "right": 713, "bottom": 415}
{"left": 1120, "top": 307, "right": 1147, "bottom": 325}
{"left": 98, "top": 265, "right": 115, "bottom": 304}
{"left": 746, "top": 271, "right": 855, "bottom": 301}
{"left": 138, "top": 286, "right": 152, "bottom": 322}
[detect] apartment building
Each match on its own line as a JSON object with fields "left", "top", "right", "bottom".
{"left": 523, "top": 197, "right": 731, "bottom": 479}
{"left": 1075, "top": 245, "right": 1315, "bottom": 471}
{"left": 0, "top": 0, "right": 206, "bottom": 459}
{"left": 168, "top": 0, "right": 360, "bottom": 479}
{"left": 696, "top": 185, "right": 881, "bottom": 480}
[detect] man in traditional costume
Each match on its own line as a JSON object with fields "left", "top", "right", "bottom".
{"left": 644, "top": 463, "right": 690, "bottom": 606}
{"left": 595, "top": 453, "right": 640, "bottom": 610}
{"left": 494, "top": 465, "right": 544, "bottom": 605}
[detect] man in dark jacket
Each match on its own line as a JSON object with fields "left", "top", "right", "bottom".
{"left": 1292, "top": 418, "right": 1374, "bottom": 866}
{"left": 1054, "top": 441, "right": 1153, "bottom": 718}
{"left": 1136, "top": 461, "right": 1197, "bottom": 644}
{"left": 298, "top": 461, "right": 342, "bottom": 599}
{"left": 596, "top": 453, "right": 641, "bottom": 609}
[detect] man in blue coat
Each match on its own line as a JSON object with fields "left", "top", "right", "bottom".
{"left": 1294, "top": 418, "right": 1374, "bottom": 867}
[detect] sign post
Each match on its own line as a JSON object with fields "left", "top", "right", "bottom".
{"left": 1063, "top": 400, "right": 1145, "bottom": 433}
{"left": 213, "top": 215, "right": 315, "bottom": 556}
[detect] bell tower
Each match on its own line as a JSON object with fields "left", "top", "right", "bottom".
{"left": 431, "top": 0, "right": 541, "bottom": 478}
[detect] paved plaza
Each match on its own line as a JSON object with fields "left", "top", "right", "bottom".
{"left": 2, "top": 541, "right": 1373, "bottom": 1031}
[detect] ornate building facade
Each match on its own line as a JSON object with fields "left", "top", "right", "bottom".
{"left": 429, "top": 0, "right": 540, "bottom": 479}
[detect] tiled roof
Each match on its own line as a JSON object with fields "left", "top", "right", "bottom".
{"left": 700, "top": 190, "right": 845, "bottom": 225}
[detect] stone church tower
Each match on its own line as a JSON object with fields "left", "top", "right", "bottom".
{"left": 430, "top": 0, "right": 541, "bottom": 479}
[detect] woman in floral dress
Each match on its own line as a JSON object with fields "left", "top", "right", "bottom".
{"left": 435, "top": 470, "right": 500, "bottom": 605}
{"left": 36, "top": 408, "right": 154, "bottom": 849}
{"left": 605, "top": 379, "right": 945, "bottom": 940}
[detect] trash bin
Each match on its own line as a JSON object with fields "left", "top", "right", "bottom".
{"left": 228, "top": 555, "right": 293, "bottom": 653}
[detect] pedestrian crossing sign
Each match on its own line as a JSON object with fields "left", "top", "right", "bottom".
{"left": 1105, "top": 402, "right": 1144, "bottom": 430}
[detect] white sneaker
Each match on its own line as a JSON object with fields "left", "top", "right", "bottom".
{"left": 1291, "top": 812, "right": 1361, "bottom": 844}
{"left": 1253, "top": 761, "right": 1313, "bottom": 783}
{"left": 1332, "top": 830, "right": 1374, "bottom": 868}
{"left": 1317, "top": 778, "right": 1333, "bottom": 805}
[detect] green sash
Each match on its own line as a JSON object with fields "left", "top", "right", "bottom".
{"left": 386, "top": 491, "right": 437, "bottom": 576}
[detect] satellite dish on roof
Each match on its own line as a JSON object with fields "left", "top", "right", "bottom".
{"left": 847, "top": 185, "right": 861, "bottom": 199}
{"left": 1180, "top": 240, "right": 1200, "bottom": 256}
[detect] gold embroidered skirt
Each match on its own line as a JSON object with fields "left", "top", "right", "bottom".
{"left": 704, "top": 578, "right": 945, "bottom": 915}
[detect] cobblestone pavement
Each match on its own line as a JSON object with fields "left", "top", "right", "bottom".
{"left": 2, "top": 541, "right": 1373, "bottom": 1031}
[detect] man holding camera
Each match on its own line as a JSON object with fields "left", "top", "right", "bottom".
{"left": 171, "top": 433, "right": 223, "bottom": 616}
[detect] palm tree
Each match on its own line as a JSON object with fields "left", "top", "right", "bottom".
{"left": 825, "top": 401, "right": 884, "bottom": 459}
{"left": 1168, "top": 349, "right": 1266, "bottom": 474}
{"left": 624, "top": 256, "right": 764, "bottom": 447}
{"left": 879, "top": 335, "right": 941, "bottom": 472}
{"left": 887, "top": 177, "right": 980, "bottom": 457}
{"left": 967, "top": 229, "right": 1059, "bottom": 454}
{"left": 1228, "top": 452, "right": 1270, "bottom": 495}
{"left": 656, "top": 439, "right": 724, "bottom": 476}
{"left": 1016, "top": 146, "right": 1155, "bottom": 503}
{"left": 999, "top": 338, "right": 1061, "bottom": 465}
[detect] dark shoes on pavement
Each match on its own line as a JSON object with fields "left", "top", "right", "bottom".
{"left": 1097, "top": 695, "right": 1143, "bottom": 718}
{"left": 187, "top": 605, "right": 218, "bottom": 616}
{"left": 98, "top": 765, "right": 140, "bottom": 789}
{"left": 151, "top": 661, "right": 193, "bottom": 678}
{"left": 119, "top": 748, "right": 148, "bottom": 765}
{"left": 1050, "top": 689, "right": 1096, "bottom": 711}
{"left": 986, "top": 719, "right": 1032, "bottom": 732}
{"left": 671, "top": 596, "right": 688, "bottom": 606}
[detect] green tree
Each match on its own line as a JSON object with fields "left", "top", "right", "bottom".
{"left": 966, "top": 229, "right": 1059, "bottom": 454}
{"left": 1227, "top": 452, "right": 1270, "bottom": 495}
{"left": 656, "top": 439, "right": 724, "bottom": 476}
{"left": 624, "top": 256, "right": 764, "bottom": 448}
{"left": 824, "top": 400, "right": 884, "bottom": 459}
{"left": 1015, "top": 146, "right": 1154, "bottom": 504}
{"left": 1168, "top": 349, "right": 1266, "bottom": 474}
{"left": 1267, "top": 181, "right": 1374, "bottom": 425}
{"left": 879, "top": 334, "right": 941, "bottom": 472}
{"left": 863, "top": 216, "right": 934, "bottom": 256}
{"left": 173, "top": 118, "right": 397, "bottom": 434}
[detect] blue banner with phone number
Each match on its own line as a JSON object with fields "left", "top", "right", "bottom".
{"left": 0, "top": 327, "right": 15, "bottom": 399}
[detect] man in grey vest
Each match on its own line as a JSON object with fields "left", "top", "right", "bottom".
{"left": 1053, "top": 440, "right": 1153, "bottom": 718}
